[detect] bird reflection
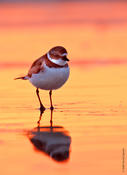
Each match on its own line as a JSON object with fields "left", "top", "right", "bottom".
{"left": 27, "top": 110, "right": 71, "bottom": 162}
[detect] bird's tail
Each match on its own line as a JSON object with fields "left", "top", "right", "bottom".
{"left": 14, "top": 76, "right": 28, "bottom": 80}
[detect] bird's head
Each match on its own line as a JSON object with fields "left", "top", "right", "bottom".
{"left": 47, "top": 46, "right": 69, "bottom": 66}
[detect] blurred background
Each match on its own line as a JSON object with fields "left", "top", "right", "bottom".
{"left": 1, "top": 0, "right": 127, "bottom": 68}
{"left": 1, "top": 1, "right": 127, "bottom": 175}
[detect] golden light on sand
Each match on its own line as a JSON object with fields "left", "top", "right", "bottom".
{"left": 0, "top": 1, "right": 127, "bottom": 175}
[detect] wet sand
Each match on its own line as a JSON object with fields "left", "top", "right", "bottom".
{"left": 0, "top": 65, "right": 127, "bottom": 175}
{"left": 0, "top": 1, "right": 127, "bottom": 175}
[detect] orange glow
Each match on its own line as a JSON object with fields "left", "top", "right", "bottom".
{"left": 1, "top": 2, "right": 127, "bottom": 63}
{"left": 0, "top": 1, "right": 127, "bottom": 175}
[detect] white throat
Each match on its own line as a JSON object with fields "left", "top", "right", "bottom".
{"left": 47, "top": 52, "right": 67, "bottom": 66}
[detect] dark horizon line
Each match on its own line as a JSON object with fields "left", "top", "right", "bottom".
{"left": 0, "top": 0, "right": 127, "bottom": 2}
{"left": 1, "top": 59, "right": 127, "bottom": 69}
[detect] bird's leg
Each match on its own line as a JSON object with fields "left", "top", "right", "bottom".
{"left": 36, "top": 88, "right": 45, "bottom": 112}
{"left": 49, "top": 90, "right": 54, "bottom": 110}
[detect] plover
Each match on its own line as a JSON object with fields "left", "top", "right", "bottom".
{"left": 15, "top": 46, "right": 70, "bottom": 111}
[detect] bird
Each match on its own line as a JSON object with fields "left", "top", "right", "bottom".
{"left": 15, "top": 46, "right": 70, "bottom": 112}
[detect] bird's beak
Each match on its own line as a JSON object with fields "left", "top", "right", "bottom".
{"left": 63, "top": 56, "right": 69, "bottom": 61}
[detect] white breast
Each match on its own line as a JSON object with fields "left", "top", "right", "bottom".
{"left": 29, "top": 64, "right": 70, "bottom": 90}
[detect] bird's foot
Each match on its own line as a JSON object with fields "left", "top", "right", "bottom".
{"left": 50, "top": 106, "right": 54, "bottom": 110}
{"left": 40, "top": 105, "right": 45, "bottom": 113}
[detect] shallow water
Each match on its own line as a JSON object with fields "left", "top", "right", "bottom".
{"left": 0, "top": 64, "right": 127, "bottom": 175}
{"left": 1, "top": 1, "right": 127, "bottom": 174}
